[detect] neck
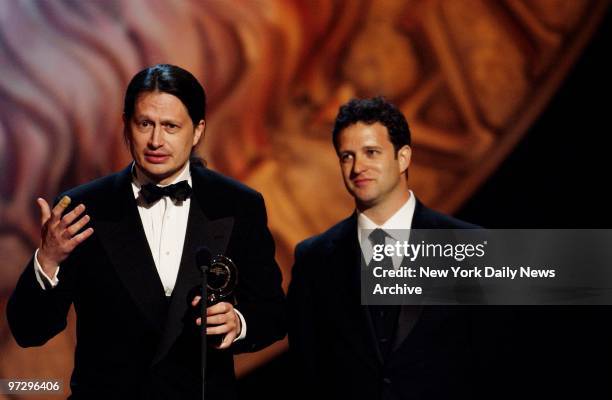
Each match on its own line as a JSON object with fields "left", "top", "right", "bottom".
{"left": 358, "top": 188, "right": 410, "bottom": 226}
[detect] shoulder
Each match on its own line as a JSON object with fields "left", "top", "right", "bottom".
{"left": 291, "top": 216, "right": 353, "bottom": 285}
{"left": 414, "top": 199, "right": 480, "bottom": 229}
{"left": 192, "top": 166, "right": 262, "bottom": 202}
{"left": 190, "top": 166, "right": 267, "bottom": 222}
{"left": 57, "top": 168, "right": 129, "bottom": 206}
{"left": 295, "top": 215, "right": 354, "bottom": 259}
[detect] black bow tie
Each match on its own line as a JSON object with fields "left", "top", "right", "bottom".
{"left": 139, "top": 180, "right": 192, "bottom": 204}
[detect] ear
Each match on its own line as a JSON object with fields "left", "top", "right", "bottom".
{"left": 397, "top": 145, "right": 411, "bottom": 174}
{"left": 193, "top": 119, "right": 206, "bottom": 147}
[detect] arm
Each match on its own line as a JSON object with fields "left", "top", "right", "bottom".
{"left": 6, "top": 195, "right": 93, "bottom": 347}
{"left": 287, "top": 241, "right": 319, "bottom": 395}
{"left": 230, "top": 193, "right": 286, "bottom": 353}
{"left": 7, "top": 256, "right": 75, "bottom": 347}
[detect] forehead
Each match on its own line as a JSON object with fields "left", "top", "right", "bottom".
{"left": 133, "top": 91, "right": 190, "bottom": 119}
{"left": 337, "top": 122, "right": 392, "bottom": 149}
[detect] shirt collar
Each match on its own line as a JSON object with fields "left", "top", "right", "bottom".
{"left": 357, "top": 190, "right": 415, "bottom": 242}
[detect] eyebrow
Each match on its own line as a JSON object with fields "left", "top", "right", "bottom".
{"left": 160, "top": 119, "right": 181, "bottom": 125}
{"left": 338, "top": 145, "right": 383, "bottom": 154}
{"left": 133, "top": 115, "right": 182, "bottom": 125}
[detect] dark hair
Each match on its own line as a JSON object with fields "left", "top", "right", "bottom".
{"left": 332, "top": 96, "right": 411, "bottom": 154}
{"left": 123, "top": 64, "right": 206, "bottom": 125}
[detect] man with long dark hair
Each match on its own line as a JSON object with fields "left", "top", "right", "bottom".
{"left": 7, "top": 64, "right": 286, "bottom": 399}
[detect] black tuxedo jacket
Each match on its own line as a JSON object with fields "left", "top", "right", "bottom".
{"left": 288, "top": 200, "right": 504, "bottom": 400}
{"left": 7, "top": 165, "right": 286, "bottom": 400}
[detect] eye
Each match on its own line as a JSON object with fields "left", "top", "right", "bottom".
{"left": 164, "top": 122, "right": 180, "bottom": 132}
{"left": 339, "top": 153, "right": 354, "bottom": 163}
{"left": 366, "top": 149, "right": 379, "bottom": 156}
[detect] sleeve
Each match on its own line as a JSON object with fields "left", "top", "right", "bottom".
{"left": 33, "top": 248, "right": 60, "bottom": 289}
{"left": 6, "top": 253, "right": 76, "bottom": 347}
{"left": 233, "top": 308, "right": 247, "bottom": 342}
{"left": 230, "top": 192, "right": 286, "bottom": 353}
{"left": 287, "top": 241, "right": 319, "bottom": 398}
{"left": 6, "top": 196, "right": 77, "bottom": 348}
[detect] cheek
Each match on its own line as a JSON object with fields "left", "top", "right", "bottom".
{"left": 130, "top": 139, "right": 147, "bottom": 156}
{"left": 126, "top": 137, "right": 138, "bottom": 154}
{"left": 382, "top": 160, "right": 397, "bottom": 173}
{"left": 182, "top": 138, "right": 195, "bottom": 153}
{"left": 169, "top": 134, "right": 195, "bottom": 156}
{"left": 340, "top": 164, "right": 352, "bottom": 179}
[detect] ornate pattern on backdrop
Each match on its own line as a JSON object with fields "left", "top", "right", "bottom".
{"left": 0, "top": 0, "right": 608, "bottom": 388}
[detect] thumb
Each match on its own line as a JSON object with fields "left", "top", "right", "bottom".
{"left": 37, "top": 198, "right": 51, "bottom": 225}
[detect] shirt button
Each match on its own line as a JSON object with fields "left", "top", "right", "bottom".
{"left": 165, "top": 288, "right": 172, "bottom": 296}
{"left": 165, "top": 251, "right": 170, "bottom": 255}
{"left": 383, "top": 377, "right": 392, "bottom": 385}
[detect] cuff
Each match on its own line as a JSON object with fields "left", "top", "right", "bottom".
{"left": 233, "top": 308, "right": 247, "bottom": 342}
{"left": 34, "top": 249, "right": 60, "bottom": 290}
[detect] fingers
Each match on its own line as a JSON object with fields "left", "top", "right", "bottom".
{"left": 65, "top": 214, "right": 90, "bottom": 236}
{"left": 206, "top": 302, "right": 231, "bottom": 316}
{"left": 193, "top": 317, "right": 237, "bottom": 350}
{"left": 191, "top": 304, "right": 233, "bottom": 326}
{"left": 37, "top": 196, "right": 92, "bottom": 267}
{"left": 69, "top": 228, "right": 94, "bottom": 247}
{"left": 51, "top": 196, "right": 71, "bottom": 222}
{"left": 37, "top": 198, "right": 51, "bottom": 225}
{"left": 60, "top": 204, "right": 86, "bottom": 229}
{"left": 195, "top": 316, "right": 231, "bottom": 328}
{"left": 202, "top": 317, "right": 236, "bottom": 335}
{"left": 216, "top": 331, "right": 237, "bottom": 349}
{"left": 51, "top": 198, "right": 92, "bottom": 240}
{"left": 194, "top": 302, "right": 239, "bottom": 348}
{"left": 207, "top": 309, "right": 238, "bottom": 350}
{"left": 191, "top": 295, "right": 202, "bottom": 307}
{"left": 206, "top": 312, "right": 230, "bottom": 326}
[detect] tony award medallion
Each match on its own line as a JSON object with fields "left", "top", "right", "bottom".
{"left": 206, "top": 254, "right": 238, "bottom": 306}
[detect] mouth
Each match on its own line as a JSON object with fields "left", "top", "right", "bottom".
{"left": 352, "top": 178, "right": 374, "bottom": 188}
{"left": 144, "top": 153, "right": 170, "bottom": 164}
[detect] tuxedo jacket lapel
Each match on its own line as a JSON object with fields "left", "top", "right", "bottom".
{"left": 410, "top": 199, "right": 429, "bottom": 230}
{"left": 391, "top": 199, "right": 433, "bottom": 353}
{"left": 331, "top": 215, "right": 383, "bottom": 368}
{"left": 392, "top": 258, "right": 423, "bottom": 353}
{"left": 152, "top": 168, "right": 234, "bottom": 365}
{"left": 94, "top": 167, "right": 168, "bottom": 333}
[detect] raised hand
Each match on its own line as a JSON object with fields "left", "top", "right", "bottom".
{"left": 36, "top": 196, "right": 94, "bottom": 276}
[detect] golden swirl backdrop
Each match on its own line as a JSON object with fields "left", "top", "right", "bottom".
{"left": 0, "top": 0, "right": 609, "bottom": 396}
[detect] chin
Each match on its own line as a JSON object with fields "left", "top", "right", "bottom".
{"left": 354, "top": 195, "right": 377, "bottom": 208}
{"left": 351, "top": 190, "right": 376, "bottom": 204}
{"left": 139, "top": 164, "right": 171, "bottom": 180}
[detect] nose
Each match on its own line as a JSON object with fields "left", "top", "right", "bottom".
{"left": 148, "top": 125, "right": 164, "bottom": 148}
{"left": 352, "top": 154, "right": 367, "bottom": 175}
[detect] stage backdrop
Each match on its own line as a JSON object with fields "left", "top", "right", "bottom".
{"left": 0, "top": 0, "right": 608, "bottom": 396}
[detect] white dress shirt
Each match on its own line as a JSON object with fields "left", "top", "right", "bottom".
{"left": 358, "top": 190, "right": 416, "bottom": 269}
{"left": 33, "top": 161, "right": 246, "bottom": 341}
{"left": 132, "top": 162, "right": 191, "bottom": 297}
